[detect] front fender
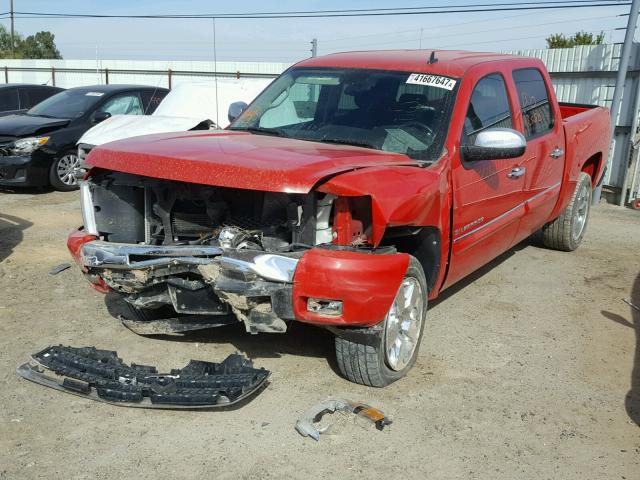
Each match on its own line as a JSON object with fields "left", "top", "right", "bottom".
{"left": 317, "top": 165, "right": 447, "bottom": 246}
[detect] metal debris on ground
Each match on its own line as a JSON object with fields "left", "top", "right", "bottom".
{"left": 48, "top": 262, "right": 71, "bottom": 275}
{"left": 295, "top": 398, "right": 392, "bottom": 441}
{"left": 17, "top": 346, "right": 269, "bottom": 409}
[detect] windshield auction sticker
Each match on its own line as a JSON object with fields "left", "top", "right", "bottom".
{"left": 406, "top": 73, "right": 456, "bottom": 90}
{"left": 85, "top": 92, "right": 105, "bottom": 96}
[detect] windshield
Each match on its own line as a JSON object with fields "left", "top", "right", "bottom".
{"left": 230, "top": 67, "right": 458, "bottom": 162}
{"left": 27, "top": 89, "right": 105, "bottom": 119}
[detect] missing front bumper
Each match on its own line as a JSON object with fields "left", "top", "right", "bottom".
{"left": 80, "top": 240, "right": 298, "bottom": 333}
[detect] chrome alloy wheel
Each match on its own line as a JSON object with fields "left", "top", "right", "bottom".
{"left": 56, "top": 154, "right": 80, "bottom": 186}
{"left": 384, "top": 277, "right": 424, "bottom": 371}
{"left": 572, "top": 180, "right": 591, "bottom": 242}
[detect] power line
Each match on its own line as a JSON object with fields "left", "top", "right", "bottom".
{"left": 322, "top": 11, "right": 540, "bottom": 44}
{"left": 8, "top": 2, "right": 632, "bottom": 20}
{"left": 324, "top": 13, "right": 620, "bottom": 49}
{"left": 438, "top": 27, "right": 617, "bottom": 48}
{"left": 321, "top": 6, "right": 624, "bottom": 44}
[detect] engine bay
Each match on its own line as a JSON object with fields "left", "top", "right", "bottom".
{"left": 89, "top": 172, "right": 336, "bottom": 250}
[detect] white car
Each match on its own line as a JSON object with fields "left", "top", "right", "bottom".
{"left": 77, "top": 79, "right": 271, "bottom": 165}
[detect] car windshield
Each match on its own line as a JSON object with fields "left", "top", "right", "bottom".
{"left": 27, "top": 89, "right": 105, "bottom": 119}
{"left": 230, "top": 67, "right": 458, "bottom": 162}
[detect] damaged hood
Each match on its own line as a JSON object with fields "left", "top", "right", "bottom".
{"left": 87, "top": 130, "right": 417, "bottom": 193}
{"left": 78, "top": 114, "right": 212, "bottom": 147}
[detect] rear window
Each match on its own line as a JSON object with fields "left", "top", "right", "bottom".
{"left": 512, "top": 68, "right": 554, "bottom": 139}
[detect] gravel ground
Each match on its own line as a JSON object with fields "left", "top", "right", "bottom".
{"left": 0, "top": 188, "right": 638, "bottom": 480}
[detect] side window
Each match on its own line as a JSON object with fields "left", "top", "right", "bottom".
{"left": 464, "top": 73, "right": 513, "bottom": 144}
{"left": 0, "top": 88, "right": 19, "bottom": 111}
{"left": 99, "top": 93, "right": 144, "bottom": 116}
{"left": 140, "top": 90, "right": 166, "bottom": 114}
{"left": 512, "top": 68, "right": 554, "bottom": 139}
{"left": 259, "top": 82, "right": 320, "bottom": 128}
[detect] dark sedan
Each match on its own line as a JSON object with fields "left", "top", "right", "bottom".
{"left": 0, "top": 84, "right": 168, "bottom": 191}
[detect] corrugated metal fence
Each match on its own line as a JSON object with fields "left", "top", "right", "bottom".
{"left": 505, "top": 43, "right": 638, "bottom": 198}
{"left": 0, "top": 45, "right": 637, "bottom": 195}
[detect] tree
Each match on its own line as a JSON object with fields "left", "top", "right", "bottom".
{"left": 20, "top": 31, "right": 62, "bottom": 59}
{"left": 546, "top": 31, "right": 605, "bottom": 49}
{"left": 0, "top": 25, "right": 62, "bottom": 59}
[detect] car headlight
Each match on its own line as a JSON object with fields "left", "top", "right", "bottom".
{"left": 11, "top": 136, "right": 49, "bottom": 155}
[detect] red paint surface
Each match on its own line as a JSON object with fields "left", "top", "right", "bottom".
{"left": 559, "top": 104, "right": 592, "bottom": 119}
{"left": 87, "top": 131, "right": 415, "bottom": 194}
{"left": 295, "top": 50, "right": 528, "bottom": 78}
{"left": 293, "top": 248, "right": 410, "bottom": 326}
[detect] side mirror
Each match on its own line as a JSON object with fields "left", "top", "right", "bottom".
{"left": 228, "top": 101, "right": 248, "bottom": 123}
{"left": 92, "top": 111, "right": 111, "bottom": 124}
{"left": 462, "top": 128, "right": 526, "bottom": 162}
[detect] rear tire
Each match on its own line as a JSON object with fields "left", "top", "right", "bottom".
{"left": 335, "top": 256, "right": 427, "bottom": 387}
{"left": 542, "top": 172, "right": 592, "bottom": 251}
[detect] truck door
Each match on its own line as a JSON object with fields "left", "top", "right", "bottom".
{"left": 445, "top": 72, "right": 527, "bottom": 288}
{"left": 510, "top": 67, "right": 565, "bottom": 239}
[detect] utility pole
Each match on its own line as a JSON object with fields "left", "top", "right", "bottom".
{"left": 592, "top": 0, "right": 640, "bottom": 205}
{"left": 10, "top": 0, "right": 14, "bottom": 58}
{"left": 310, "top": 38, "right": 317, "bottom": 57}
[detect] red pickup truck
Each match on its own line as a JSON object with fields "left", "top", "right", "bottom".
{"left": 68, "top": 50, "right": 611, "bottom": 387}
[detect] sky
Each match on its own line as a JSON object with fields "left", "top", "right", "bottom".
{"left": 0, "top": 1, "right": 632, "bottom": 63}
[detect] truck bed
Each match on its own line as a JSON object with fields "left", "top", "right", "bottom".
{"left": 550, "top": 101, "right": 611, "bottom": 218}
{"left": 559, "top": 102, "right": 610, "bottom": 184}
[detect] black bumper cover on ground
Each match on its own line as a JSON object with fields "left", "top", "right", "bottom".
{"left": 17, "top": 345, "right": 270, "bottom": 409}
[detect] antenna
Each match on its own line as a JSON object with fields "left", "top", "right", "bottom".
{"left": 428, "top": 51, "right": 438, "bottom": 65}
{"left": 212, "top": 17, "right": 220, "bottom": 128}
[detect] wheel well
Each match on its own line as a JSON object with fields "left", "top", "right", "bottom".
{"left": 380, "top": 226, "right": 441, "bottom": 291}
{"left": 582, "top": 153, "right": 601, "bottom": 186}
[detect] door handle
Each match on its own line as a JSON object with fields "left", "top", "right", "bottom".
{"left": 507, "top": 166, "right": 525, "bottom": 178}
{"left": 550, "top": 147, "right": 564, "bottom": 159}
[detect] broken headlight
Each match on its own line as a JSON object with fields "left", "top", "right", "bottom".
{"left": 10, "top": 136, "right": 49, "bottom": 155}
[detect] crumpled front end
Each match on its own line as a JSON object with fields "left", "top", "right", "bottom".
{"left": 69, "top": 170, "right": 409, "bottom": 333}
{"left": 79, "top": 239, "right": 299, "bottom": 333}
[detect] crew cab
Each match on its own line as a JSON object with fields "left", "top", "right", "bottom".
{"left": 68, "top": 50, "right": 611, "bottom": 386}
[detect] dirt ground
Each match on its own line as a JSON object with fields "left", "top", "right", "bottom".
{"left": 0, "top": 188, "right": 638, "bottom": 480}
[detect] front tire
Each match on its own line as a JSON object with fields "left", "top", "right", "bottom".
{"left": 542, "top": 172, "right": 592, "bottom": 251}
{"left": 49, "top": 151, "right": 80, "bottom": 191}
{"left": 335, "top": 256, "right": 427, "bottom": 387}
